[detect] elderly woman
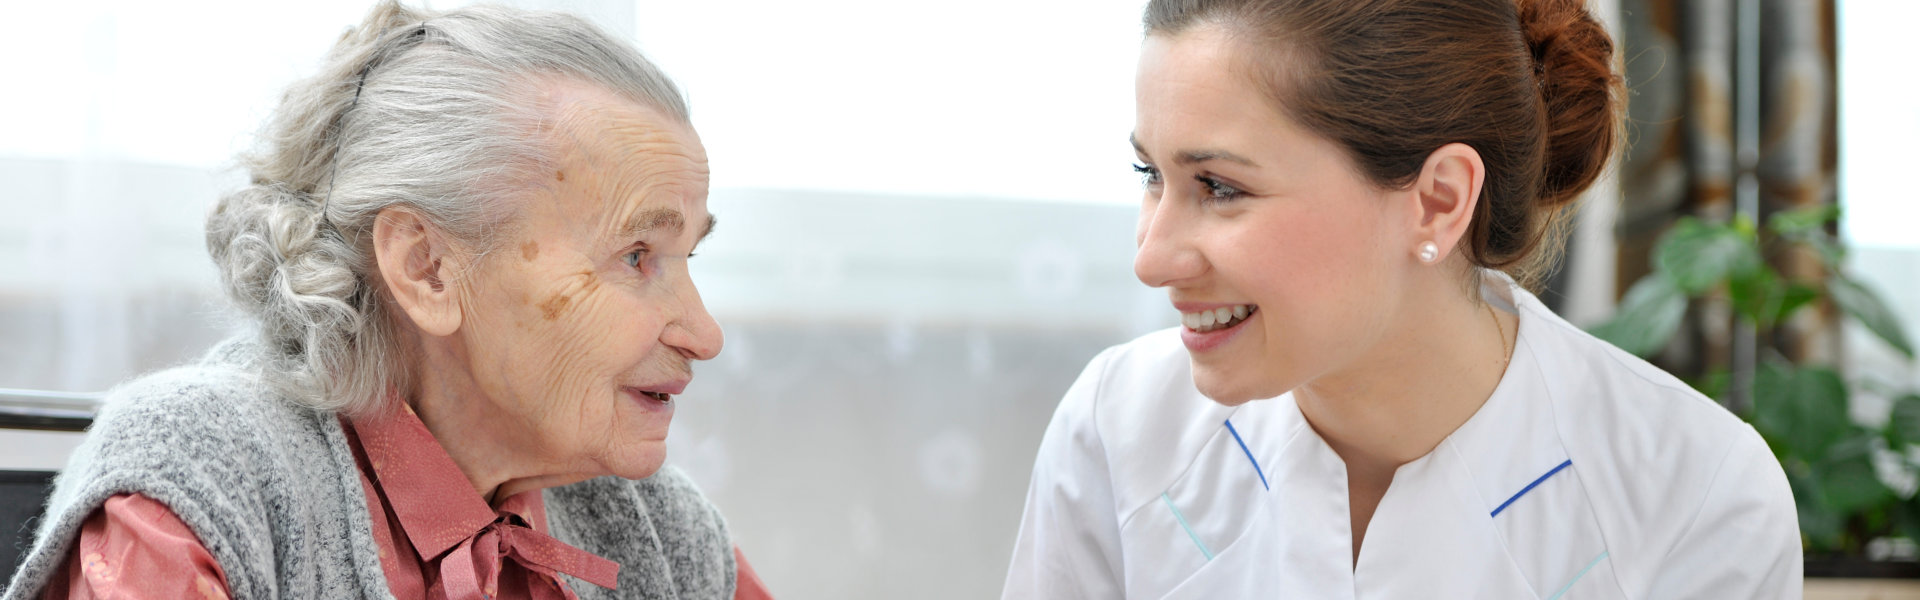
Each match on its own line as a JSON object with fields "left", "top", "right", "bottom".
{"left": 4, "top": 3, "right": 771, "bottom": 599}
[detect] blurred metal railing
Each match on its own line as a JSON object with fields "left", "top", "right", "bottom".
{"left": 0, "top": 389, "right": 100, "bottom": 432}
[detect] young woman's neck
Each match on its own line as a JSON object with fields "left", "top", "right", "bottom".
{"left": 1295, "top": 272, "right": 1516, "bottom": 473}
{"left": 1296, "top": 270, "right": 1517, "bottom": 565}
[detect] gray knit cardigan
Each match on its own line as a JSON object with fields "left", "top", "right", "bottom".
{"left": 2, "top": 340, "right": 736, "bottom": 599}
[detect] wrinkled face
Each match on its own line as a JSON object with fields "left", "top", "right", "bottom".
{"left": 1132, "top": 28, "right": 1408, "bottom": 405}
{"left": 454, "top": 83, "right": 720, "bottom": 481}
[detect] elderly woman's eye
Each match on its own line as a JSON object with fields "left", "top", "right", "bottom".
{"left": 622, "top": 247, "right": 649, "bottom": 269}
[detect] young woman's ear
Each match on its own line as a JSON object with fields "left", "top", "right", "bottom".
{"left": 1406, "top": 142, "right": 1487, "bottom": 265}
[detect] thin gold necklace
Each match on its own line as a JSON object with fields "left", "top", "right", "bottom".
{"left": 1487, "top": 303, "right": 1511, "bottom": 367}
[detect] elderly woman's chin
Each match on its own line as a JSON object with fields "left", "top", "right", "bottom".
{"left": 602, "top": 445, "right": 669, "bottom": 482}
{"left": 594, "top": 388, "right": 678, "bottom": 480}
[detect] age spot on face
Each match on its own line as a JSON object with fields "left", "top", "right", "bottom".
{"left": 536, "top": 270, "right": 600, "bottom": 321}
{"left": 538, "top": 292, "right": 571, "bottom": 321}
{"left": 555, "top": 170, "right": 567, "bottom": 182}
{"left": 521, "top": 241, "right": 540, "bottom": 261}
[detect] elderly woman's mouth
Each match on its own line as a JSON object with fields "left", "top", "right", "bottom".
{"left": 625, "top": 382, "right": 688, "bottom": 405}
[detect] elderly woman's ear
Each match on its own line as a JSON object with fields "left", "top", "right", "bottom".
{"left": 373, "top": 207, "right": 463, "bottom": 337}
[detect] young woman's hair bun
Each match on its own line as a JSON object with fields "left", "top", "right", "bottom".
{"left": 1518, "top": 0, "right": 1624, "bottom": 209}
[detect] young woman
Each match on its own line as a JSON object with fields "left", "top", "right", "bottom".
{"left": 1003, "top": 0, "right": 1801, "bottom": 598}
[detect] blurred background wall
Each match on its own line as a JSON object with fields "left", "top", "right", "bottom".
{"left": 0, "top": 0, "right": 1913, "bottom": 597}
{"left": 1603, "top": 0, "right": 1918, "bottom": 444}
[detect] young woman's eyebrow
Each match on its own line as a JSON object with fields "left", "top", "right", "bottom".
{"left": 1129, "top": 133, "right": 1258, "bottom": 167}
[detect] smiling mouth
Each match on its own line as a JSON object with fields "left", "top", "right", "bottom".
{"left": 626, "top": 387, "right": 674, "bottom": 403}
{"left": 1182, "top": 304, "right": 1258, "bottom": 333}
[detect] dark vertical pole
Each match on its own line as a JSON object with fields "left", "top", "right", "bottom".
{"left": 1730, "top": 0, "right": 1762, "bottom": 413}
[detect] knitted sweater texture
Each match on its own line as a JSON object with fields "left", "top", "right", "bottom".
{"left": 2, "top": 340, "right": 735, "bottom": 599}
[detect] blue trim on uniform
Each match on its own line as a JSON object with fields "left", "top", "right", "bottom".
{"left": 1162, "top": 492, "right": 1213, "bottom": 560}
{"left": 1545, "top": 551, "right": 1608, "bottom": 600}
{"left": 1223, "top": 419, "right": 1270, "bottom": 491}
{"left": 1490, "top": 459, "right": 1573, "bottom": 518}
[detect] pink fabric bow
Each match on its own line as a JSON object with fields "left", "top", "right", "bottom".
{"left": 439, "top": 518, "right": 621, "bottom": 600}
{"left": 348, "top": 400, "right": 622, "bottom": 599}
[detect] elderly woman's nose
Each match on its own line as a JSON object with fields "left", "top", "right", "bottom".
{"left": 664, "top": 292, "right": 723, "bottom": 361}
{"left": 1133, "top": 199, "right": 1206, "bottom": 288}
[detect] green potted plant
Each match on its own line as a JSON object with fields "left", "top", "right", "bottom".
{"left": 1590, "top": 205, "right": 1918, "bottom": 577}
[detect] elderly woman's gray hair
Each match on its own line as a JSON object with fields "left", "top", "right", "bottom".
{"left": 205, "top": 1, "right": 689, "bottom": 415}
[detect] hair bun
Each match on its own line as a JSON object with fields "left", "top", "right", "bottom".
{"left": 1517, "top": 0, "right": 1623, "bottom": 207}
{"left": 205, "top": 182, "right": 359, "bottom": 361}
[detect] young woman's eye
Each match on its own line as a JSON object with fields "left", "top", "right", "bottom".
{"left": 1132, "top": 163, "right": 1162, "bottom": 186}
{"left": 1196, "top": 175, "right": 1244, "bottom": 202}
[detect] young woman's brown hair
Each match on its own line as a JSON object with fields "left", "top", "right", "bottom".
{"left": 1145, "top": 0, "right": 1623, "bottom": 287}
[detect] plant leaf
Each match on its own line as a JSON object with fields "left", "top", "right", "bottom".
{"left": 1805, "top": 235, "right": 1849, "bottom": 268}
{"left": 1818, "top": 435, "right": 1896, "bottom": 514}
{"left": 1767, "top": 204, "right": 1841, "bottom": 237}
{"left": 1727, "top": 268, "right": 1779, "bottom": 328}
{"left": 1774, "top": 283, "right": 1822, "bottom": 326}
{"left": 1655, "top": 218, "right": 1764, "bottom": 295}
{"left": 1727, "top": 270, "right": 1822, "bottom": 330}
{"left": 1768, "top": 206, "right": 1849, "bottom": 268}
{"left": 1890, "top": 395, "right": 1920, "bottom": 448}
{"left": 1588, "top": 276, "right": 1687, "bottom": 357}
{"left": 1791, "top": 466, "right": 1846, "bottom": 551}
{"left": 1752, "top": 362, "right": 1850, "bottom": 460}
{"left": 1828, "top": 275, "right": 1916, "bottom": 359}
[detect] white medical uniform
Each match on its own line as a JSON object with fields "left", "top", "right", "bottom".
{"left": 1003, "top": 273, "right": 1802, "bottom": 599}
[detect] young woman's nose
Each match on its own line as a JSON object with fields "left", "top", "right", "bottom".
{"left": 1133, "top": 198, "right": 1207, "bottom": 288}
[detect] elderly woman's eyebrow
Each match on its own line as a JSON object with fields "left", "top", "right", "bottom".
{"left": 623, "top": 208, "right": 684, "bottom": 237}
{"left": 622, "top": 208, "right": 717, "bottom": 248}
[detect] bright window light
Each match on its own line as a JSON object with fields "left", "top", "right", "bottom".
{"left": 1839, "top": 1, "right": 1920, "bottom": 249}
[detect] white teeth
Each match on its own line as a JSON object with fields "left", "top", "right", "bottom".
{"left": 1180, "top": 304, "right": 1258, "bottom": 333}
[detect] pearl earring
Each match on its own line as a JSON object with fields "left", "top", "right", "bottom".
{"left": 1417, "top": 241, "right": 1440, "bottom": 264}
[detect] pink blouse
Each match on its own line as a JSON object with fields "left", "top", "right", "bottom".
{"left": 46, "top": 404, "right": 774, "bottom": 599}
{"left": 44, "top": 494, "right": 232, "bottom": 599}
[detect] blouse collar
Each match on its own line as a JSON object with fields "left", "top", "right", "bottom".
{"left": 347, "top": 399, "right": 621, "bottom": 593}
